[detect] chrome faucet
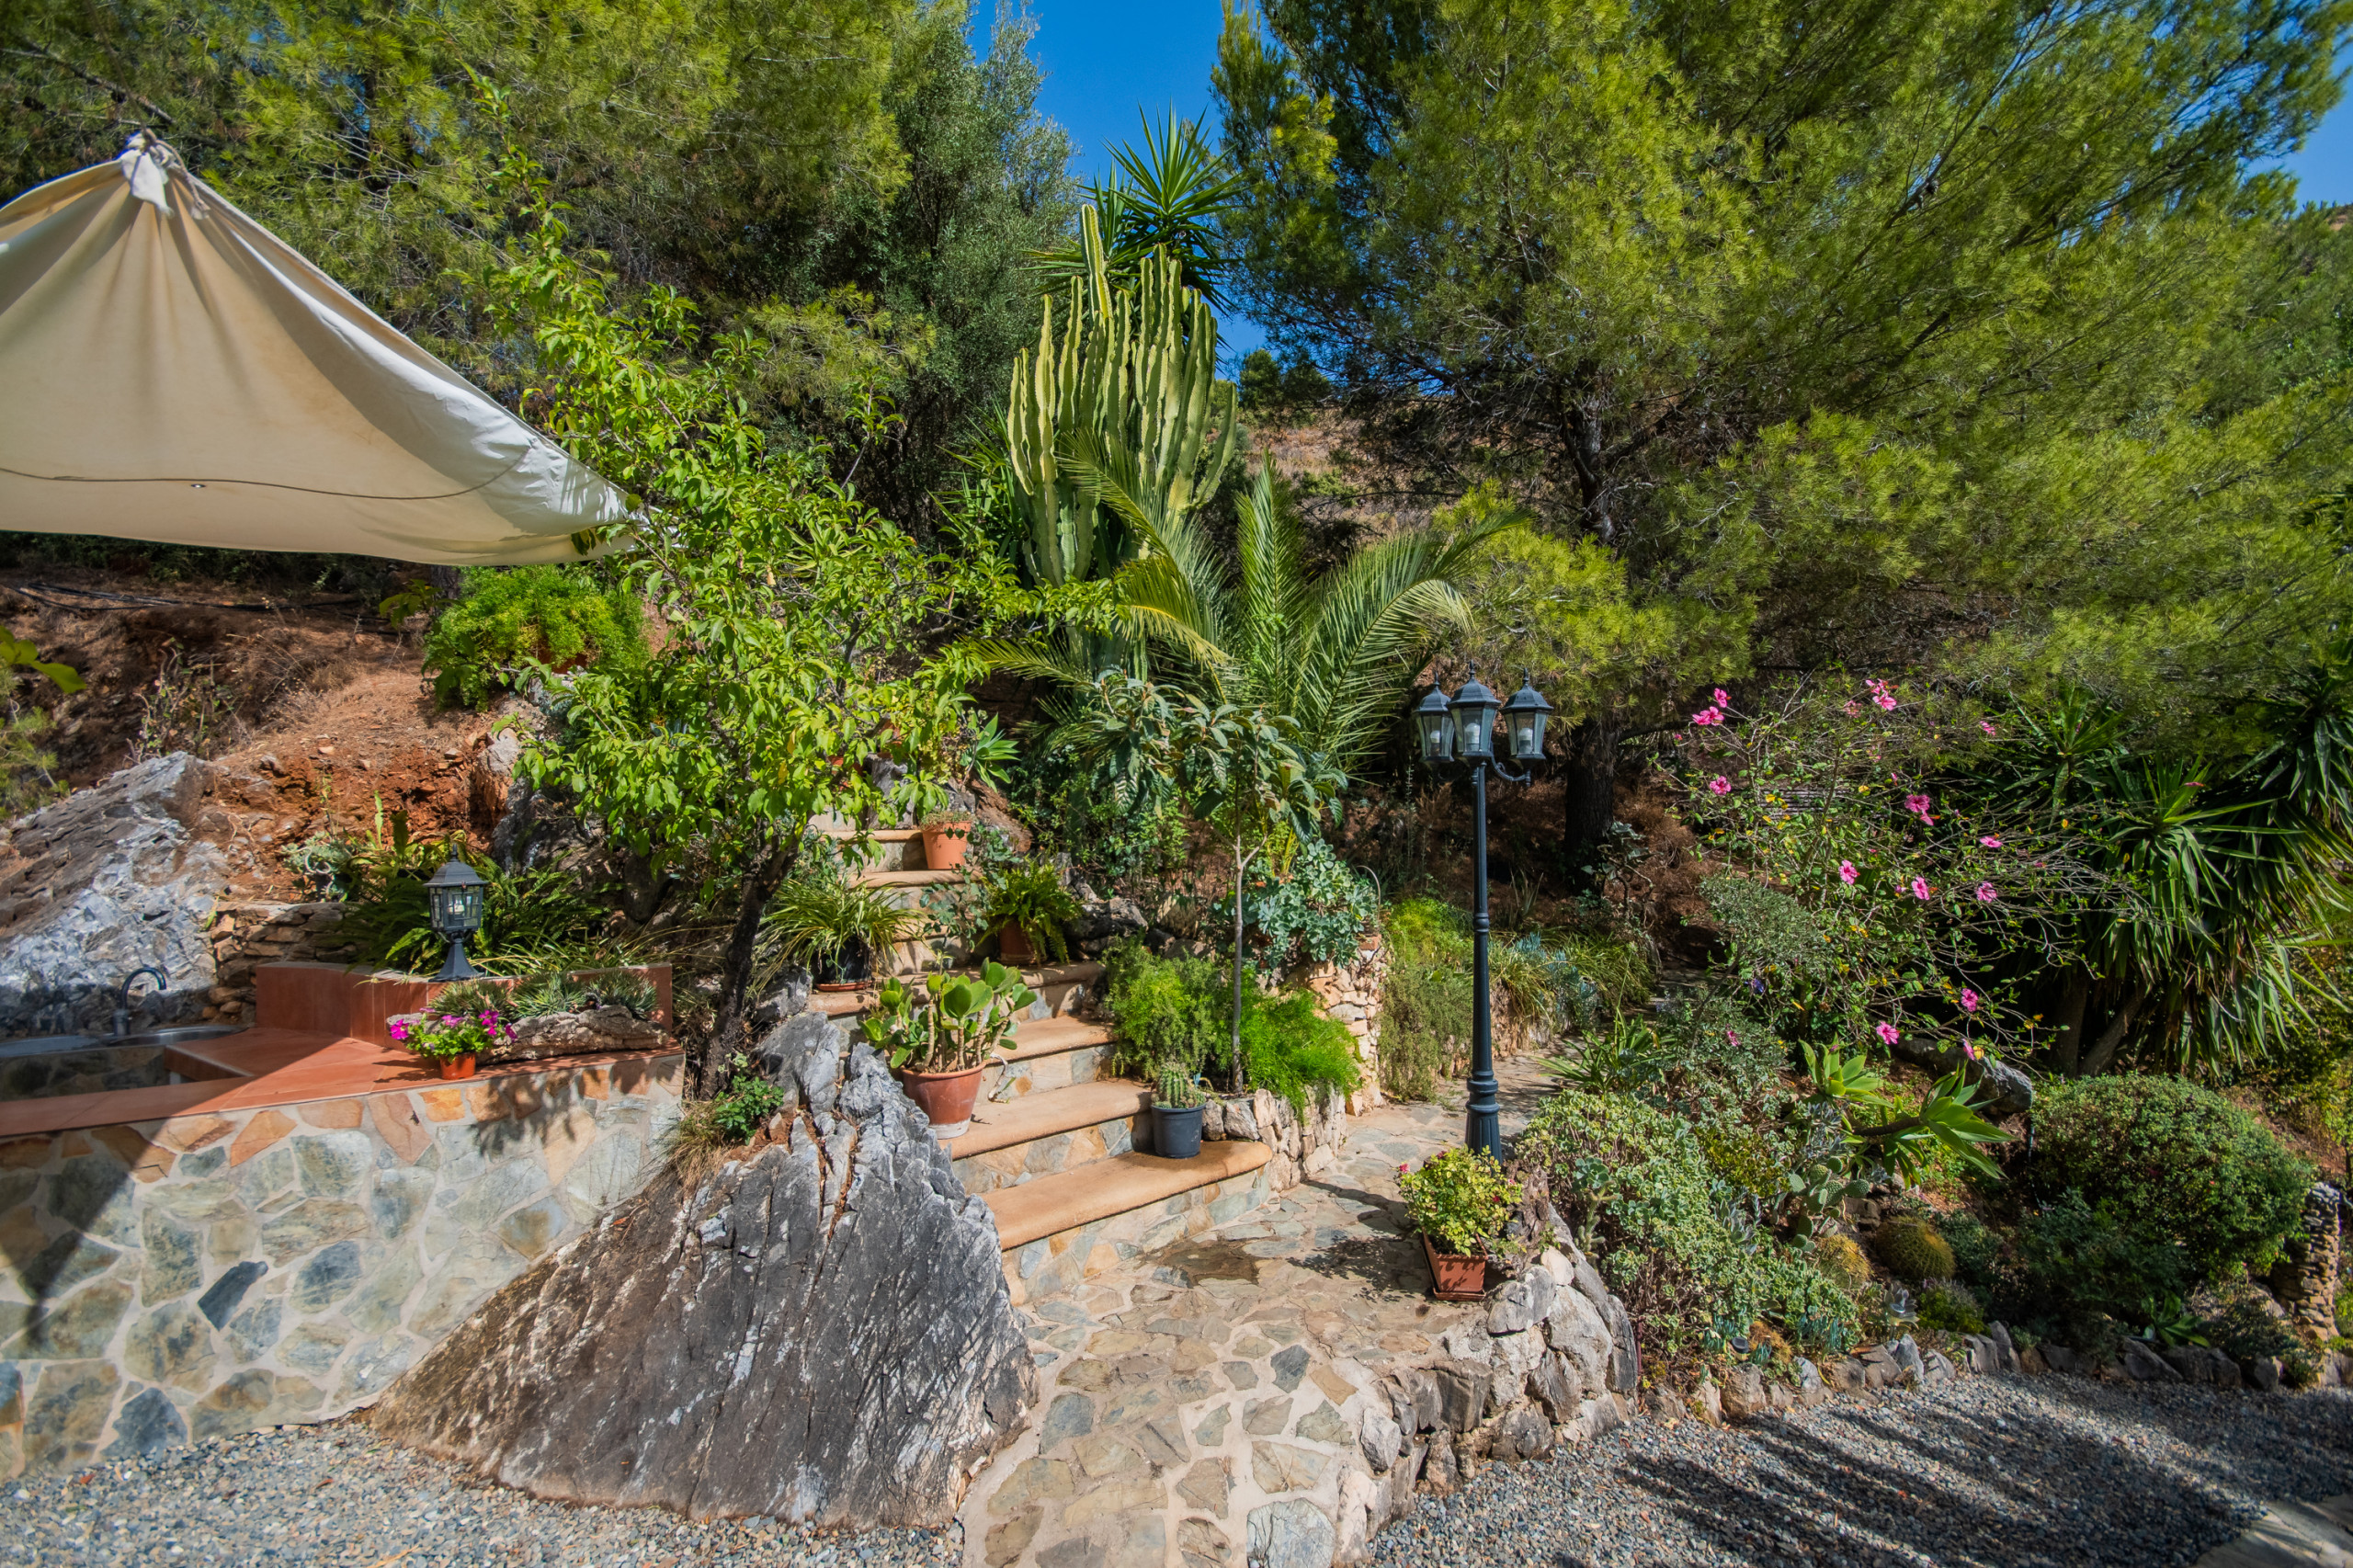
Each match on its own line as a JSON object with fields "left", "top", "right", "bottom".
{"left": 114, "top": 967, "right": 167, "bottom": 1039}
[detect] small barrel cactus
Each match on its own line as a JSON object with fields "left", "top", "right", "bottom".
{"left": 1872, "top": 1215, "right": 1957, "bottom": 1283}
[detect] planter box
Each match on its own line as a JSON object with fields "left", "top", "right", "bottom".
{"left": 1422, "top": 1234, "right": 1490, "bottom": 1301}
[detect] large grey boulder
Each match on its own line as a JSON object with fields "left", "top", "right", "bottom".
{"left": 371, "top": 1012, "right": 1034, "bottom": 1526}
{"left": 0, "top": 753, "right": 254, "bottom": 1037}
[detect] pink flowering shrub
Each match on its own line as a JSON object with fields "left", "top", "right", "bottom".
{"left": 1675, "top": 676, "right": 2094, "bottom": 1065}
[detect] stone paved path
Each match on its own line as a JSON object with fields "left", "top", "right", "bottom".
{"left": 958, "top": 1063, "right": 1556, "bottom": 1568}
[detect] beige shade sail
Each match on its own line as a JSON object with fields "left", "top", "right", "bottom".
{"left": 0, "top": 136, "right": 631, "bottom": 564}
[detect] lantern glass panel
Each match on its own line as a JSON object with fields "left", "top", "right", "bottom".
{"left": 1511, "top": 709, "right": 1548, "bottom": 759}
{"left": 1417, "top": 708, "right": 1453, "bottom": 760}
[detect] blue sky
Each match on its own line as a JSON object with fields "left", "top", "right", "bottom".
{"left": 1004, "top": 6, "right": 2353, "bottom": 360}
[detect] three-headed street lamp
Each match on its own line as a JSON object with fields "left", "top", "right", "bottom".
{"left": 1413, "top": 667, "right": 1554, "bottom": 1159}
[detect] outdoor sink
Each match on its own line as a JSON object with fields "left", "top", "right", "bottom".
{"left": 108, "top": 1026, "right": 249, "bottom": 1050}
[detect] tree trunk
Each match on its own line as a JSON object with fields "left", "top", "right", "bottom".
{"left": 2077, "top": 984, "right": 2149, "bottom": 1077}
{"left": 702, "top": 833, "right": 797, "bottom": 1098}
{"left": 2046, "top": 968, "right": 2091, "bottom": 1075}
{"left": 1560, "top": 715, "right": 1623, "bottom": 890}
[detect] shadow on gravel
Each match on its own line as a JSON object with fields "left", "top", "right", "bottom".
{"left": 1609, "top": 1390, "right": 2294, "bottom": 1568}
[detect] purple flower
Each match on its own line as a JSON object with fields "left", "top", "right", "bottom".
{"left": 1961, "top": 987, "right": 1980, "bottom": 1013}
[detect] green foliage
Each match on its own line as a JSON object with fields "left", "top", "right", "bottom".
{"left": 1214, "top": 0, "right": 2353, "bottom": 762}
{"left": 1493, "top": 929, "right": 1653, "bottom": 1038}
{"left": 1917, "top": 1282, "right": 1987, "bottom": 1337}
{"left": 2199, "top": 1280, "right": 2317, "bottom": 1383}
{"left": 0, "top": 710, "right": 66, "bottom": 821}
{"left": 858, "top": 961, "right": 1037, "bottom": 1074}
{"left": 982, "top": 861, "right": 1082, "bottom": 964}
{"left": 1799, "top": 1045, "right": 2009, "bottom": 1187}
{"left": 388, "top": 1007, "right": 510, "bottom": 1062}
{"left": 1238, "top": 991, "right": 1363, "bottom": 1116}
{"left": 429, "top": 979, "right": 514, "bottom": 1021}
{"left": 1938, "top": 1210, "right": 2003, "bottom": 1295}
{"left": 1218, "top": 833, "right": 1377, "bottom": 971}
{"left": 1032, "top": 113, "right": 1243, "bottom": 307}
{"left": 1519, "top": 1088, "right": 1857, "bottom": 1367}
{"left": 1401, "top": 1147, "right": 1520, "bottom": 1257}
{"left": 1103, "top": 941, "right": 1360, "bottom": 1110}
{"left": 704, "top": 1055, "right": 790, "bottom": 1145}
{"left": 420, "top": 566, "right": 646, "bottom": 709}
{"left": 759, "top": 878, "right": 926, "bottom": 971}
{"left": 2031, "top": 1075, "right": 2313, "bottom": 1281}
{"left": 2016, "top": 1190, "right": 2198, "bottom": 1325}
{"left": 1, "top": 627, "right": 85, "bottom": 696}
{"left": 1872, "top": 1217, "right": 1957, "bottom": 1285}
{"left": 1104, "top": 941, "right": 1225, "bottom": 1082}
{"left": 1379, "top": 899, "right": 1472, "bottom": 1100}
{"left": 1236, "top": 349, "right": 1331, "bottom": 416}
{"left": 327, "top": 806, "right": 606, "bottom": 975}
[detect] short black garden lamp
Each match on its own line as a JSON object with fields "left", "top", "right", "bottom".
{"left": 1412, "top": 667, "right": 1552, "bottom": 1159}
{"left": 425, "top": 858, "right": 487, "bottom": 982}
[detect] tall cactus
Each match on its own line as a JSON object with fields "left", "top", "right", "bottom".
{"left": 1005, "top": 207, "right": 1240, "bottom": 585}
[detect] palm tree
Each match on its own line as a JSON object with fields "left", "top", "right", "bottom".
{"left": 986, "top": 460, "right": 1520, "bottom": 781}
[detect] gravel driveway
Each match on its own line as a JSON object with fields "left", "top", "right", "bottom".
{"left": 5, "top": 1378, "right": 2347, "bottom": 1565}
{"left": 1375, "top": 1377, "right": 2353, "bottom": 1568}
{"left": 0, "top": 1418, "right": 954, "bottom": 1567}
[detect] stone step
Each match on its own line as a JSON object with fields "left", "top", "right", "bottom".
{"left": 812, "top": 961, "right": 1104, "bottom": 1026}
{"left": 985, "top": 1142, "right": 1275, "bottom": 1307}
{"left": 949, "top": 1077, "right": 1152, "bottom": 1195}
{"left": 995, "top": 1017, "right": 1119, "bottom": 1100}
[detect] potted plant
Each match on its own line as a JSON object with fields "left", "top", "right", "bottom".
{"left": 920, "top": 806, "right": 975, "bottom": 873}
{"left": 1152, "top": 1064, "right": 1207, "bottom": 1160}
{"left": 1399, "top": 1146, "right": 1520, "bottom": 1301}
{"left": 388, "top": 1004, "right": 512, "bottom": 1080}
{"left": 982, "top": 861, "right": 1080, "bottom": 967}
{"left": 762, "top": 876, "right": 926, "bottom": 990}
{"left": 861, "top": 960, "right": 1039, "bottom": 1139}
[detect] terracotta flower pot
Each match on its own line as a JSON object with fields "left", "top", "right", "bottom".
{"left": 1422, "top": 1234, "right": 1489, "bottom": 1301}
{"left": 921, "top": 820, "right": 972, "bottom": 873}
{"left": 898, "top": 1062, "right": 991, "bottom": 1140}
{"left": 997, "top": 924, "right": 1035, "bottom": 965}
{"left": 438, "top": 1052, "right": 479, "bottom": 1081}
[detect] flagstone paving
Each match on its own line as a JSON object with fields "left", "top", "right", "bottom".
{"left": 958, "top": 1063, "right": 1558, "bottom": 1568}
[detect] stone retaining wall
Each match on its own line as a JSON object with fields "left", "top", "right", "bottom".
{"left": 0, "top": 1055, "right": 682, "bottom": 1476}
{"left": 1205, "top": 1085, "right": 1347, "bottom": 1192}
{"left": 202, "top": 903, "right": 358, "bottom": 1027}
{"left": 1303, "top": 934, "right": 1388, "bottom": 1112}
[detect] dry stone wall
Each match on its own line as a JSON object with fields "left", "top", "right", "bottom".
{"left": 202, "top": 903, "right": 358, "bottom": 1027}
{"left": 1302, "top": 934, "right": 1389, "bottom": 1112}
{"left": 0, "top": 1056, "right": 682, "bottom": 1475}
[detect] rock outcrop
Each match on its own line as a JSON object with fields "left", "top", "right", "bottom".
{"left": 370, "top": 1011, "right": 1034, "bottom": 1525}
{"left": 0, "top": 753, "right": 263, "bottom": 1038}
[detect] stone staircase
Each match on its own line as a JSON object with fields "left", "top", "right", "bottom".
{"left": 815, "top": 963, "right": 1274, "bottom": 1307}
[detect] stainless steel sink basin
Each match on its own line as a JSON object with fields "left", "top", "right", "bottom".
{"left": 109, "top": 1026, "right": 250, "bottom": 1050}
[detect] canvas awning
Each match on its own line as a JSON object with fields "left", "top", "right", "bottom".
{"left": 0, "top": 135, "right": 631, "bottom": 565}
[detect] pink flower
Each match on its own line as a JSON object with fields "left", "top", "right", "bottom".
{"left": 1844, "top": 700, "right": 1860, "bottom": 716}
{"left": 1961, "top": 987, "right": 1980, "bottom": 1013}
{"left": 1980, "top": 835, "right": 2002, "bottom": 848}
{"left": 1975, "top": 882, "right": 1997, "bottom": 903}
{"left": 1839, "top": 860, "right": 1859, "bottom": 884}
{"left": 1866, "top": 677, "right": 1897, "bottom": 710}
{"left": 1710, "top": 775, "right": 1732, "bottom": 795}
{"left": 1911, "top": 877, "right": 1931, "bottom": 900}
{"left": 1713, "top": 688, "right": 1730, "bottom": 705}
{"left": 1876, "top": 1021, "right": 1900, "bottom": 1046}
{"left": 1980, "top": 720, "right": 1997, "bottom": 737}
{"left": 1724, "top": 1028, "right": 1740, "bottom": 1047}
{"left": 1904, "top": 792, "right": 1934, "bottom": 822}
{"left": 1963, "top": 1041, "right": 1983, "bottom": 1061}
{"left": 1691, "top": 706, "right": 1722, "bottom": 726}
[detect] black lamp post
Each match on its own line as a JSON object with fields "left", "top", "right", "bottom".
{"left": 1415, "top": 667, "right": 1553, "bottom": 1158}
{"left": 424, "top": 858, "right": 487, "bottom": 982}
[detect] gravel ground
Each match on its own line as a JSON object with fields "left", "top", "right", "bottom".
{"left": 1376, "top": 1377, "right": 2353, "bottom": 1568}
{"left": 0, "top": 1417, "right": 954, "bottom": 1567}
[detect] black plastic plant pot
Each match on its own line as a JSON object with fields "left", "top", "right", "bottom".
{"left": 1153, "top": 1102, "right": 1204, "bottom": 1161}
{"left": 812, "top": 938, "right": 873, "bottom": 991}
